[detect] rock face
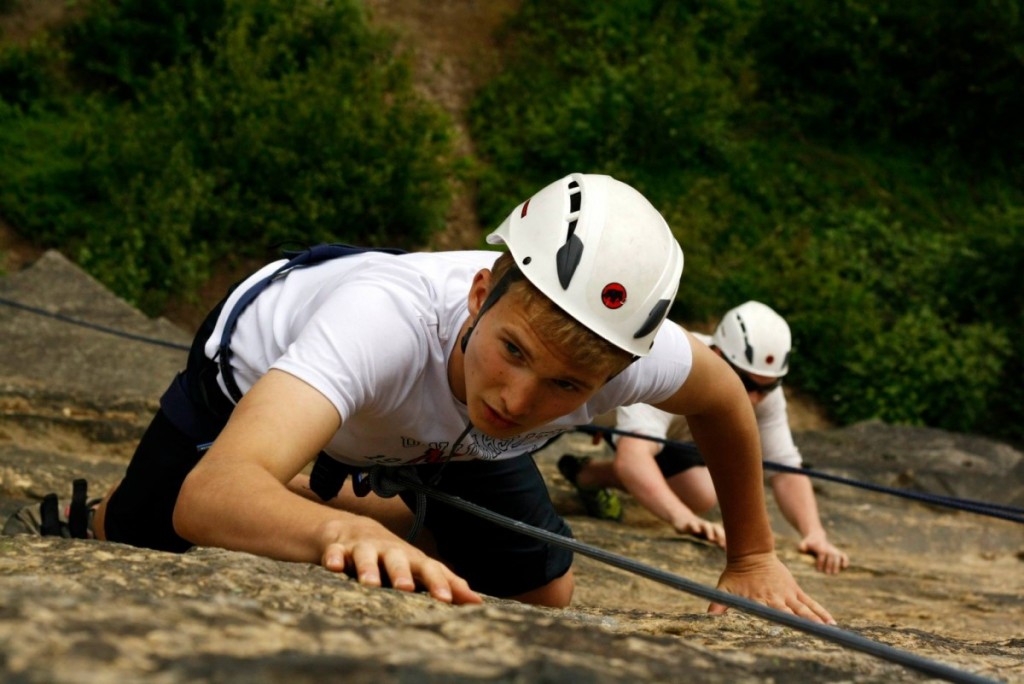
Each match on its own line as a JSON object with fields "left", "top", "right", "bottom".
{"left": 1, "top": 252, "right": 1022, "bottom": 683}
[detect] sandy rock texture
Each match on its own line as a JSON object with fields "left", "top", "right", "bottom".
{"left": 1, "top": 252, "right": 1022, "bottom": 683}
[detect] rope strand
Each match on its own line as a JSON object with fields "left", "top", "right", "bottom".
{"left": 383, "top": 470, "right": 998, "bottom": 684}
{"left": 0, "top": 295, "right": 191, "bottom": 352}
{"left": 576, "top": 425, "right": 1024, "bottom": 524}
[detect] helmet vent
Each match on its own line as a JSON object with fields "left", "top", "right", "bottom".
{"left": 633, "top": 299, "right": 671, "bottom": 339}
{"left": 736, "top": 314, "right": 755, "bottom": 363}
{"left": 556, "top": 232, "right": 584, "bottom": 289}
{"left": 556, "top": 181, "right": 585, "bottom": 289}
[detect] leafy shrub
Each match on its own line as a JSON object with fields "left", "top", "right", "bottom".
{"left": 468, "top": 0, "right": 1024, "bottom": 442}
{"left": 746, "top": 0, "right": 1024, "bottom": 168}
{"left": 469, "top": 0, "right": 756, "bottom": 230}
{"left": 766, "top": 207, "right": 1011, "bottom": 434}
{"left": 0, "top": 99, "right": 112, "bottom": 247}
{"left": 0, "top": 36, "right": 69, "bottom": 108}
{"left": 60, "top": 0, "right": 226, "bottom": 99}
{"left": 0, "top": 0, "right": 458, "bottom": 313}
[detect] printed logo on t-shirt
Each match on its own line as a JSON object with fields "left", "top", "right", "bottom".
{"left": 398, "top": 437, "right": 454, "bottom": 465}
{"left": 407, "top": 445, "right": 449, "bottom": 465}
{"left": 471, "top": 428, "right": 567, "bottom": 460}
{"left": 369, "top": 427, "right": 569, "bottom": 464}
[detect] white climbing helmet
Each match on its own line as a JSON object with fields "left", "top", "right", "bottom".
{"left": 486, "top": 173, "right": 684, "bottom": 357}
{"left": 712, "top": 301, "right": 791, "bottom": 377}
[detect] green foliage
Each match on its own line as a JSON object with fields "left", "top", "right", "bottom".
{"left": 0, "top": 36, "right": 69, "bottom": 108}
{"left": 469, "top": 0, "right": 757, "bottom": 230}
{"left": 60, "top": 0, "right": 226, "bottom": 99}
{"left": 468, "top": 0, "right": 1024, "bottom": 442}
{"left": 0, "top": 98, "right": 113, "bottom": 245}
{"left": 0, "top": 0, "right": 458, "bottom": 313}
{"left": 935, "top": 203, "right": 1024, "bottom": 440}
{"left": 746, "top": 0, "right": 1024, "bottom": 167}
{"left": 755, "top": 203, "right": 1015, "bottom": 438}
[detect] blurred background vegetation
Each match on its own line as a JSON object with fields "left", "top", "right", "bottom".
{"left": 0, "top": 0, "right": 1021, "bottom": 444}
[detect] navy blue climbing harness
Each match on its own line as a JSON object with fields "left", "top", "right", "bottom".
{"left": 216, "top": 244, "right": 404, "bottom": 403}
{"left": 159, "top": 244, "right": 405, "bottom": 503}
{"left": 218, "top": 244, "right": 406, "bottom": 501}
{"left": 189, "top": 242, "right": 478, "bottom": 539}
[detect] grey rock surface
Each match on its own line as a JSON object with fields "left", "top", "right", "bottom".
{"left": 1, "top": 252, "right": 1021, "bottom": 683}
{"left": 0, "top": 250, "right": 189, "bottom": 408}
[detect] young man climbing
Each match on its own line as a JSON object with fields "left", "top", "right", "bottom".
{"left": 560, "top": 302, "right": 850, "bottom": 575}
{"left": 13, "top": 174, "right": 834, "bottom": 622}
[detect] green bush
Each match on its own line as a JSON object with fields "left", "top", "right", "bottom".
{"left": 934, "top": 202, "right": 1024, "bottom": 441}
{"left": 469, "top": 0, "right": 756, "bottom": 231}
{"left": 763, "top": 206, "right": 1013, "bottom": 435}
{"left": 60, "top": 0, "right": 226, "bottom": 99}
{"left": 468, "top": 0, "right": 1024, "bottom": 442}
{"left": 0, "top": 99, "right": 112, "bottom": 246}
{"left": 0, "top": 36, "right": 69, "bottom": 108}
{"left": 746, "top": 0, "right": 1024, "bottom": 167}
{"left": 0, "top": 0, "right": 459, "bottom": 313}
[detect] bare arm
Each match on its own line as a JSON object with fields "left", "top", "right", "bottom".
{"left": 173, "top": 369, "right": 480, "bottom": 604}
{"left": 613, "top": 436, "right": 725, "bottom": 547}
{"left": 654, "top": 333, "right": 834, "bottom": 623}
{"left": 770, "top": 472, "right": 849, "bottom": 575}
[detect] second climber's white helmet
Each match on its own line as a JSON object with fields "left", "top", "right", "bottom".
{"left": 486, "top": 173, "right": 684, "bottom": 357}
{"left": 712, "top": 301, "right": 792, "bottom": 377}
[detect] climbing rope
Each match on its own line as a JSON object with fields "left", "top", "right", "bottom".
{"left": 576, "top": 425, "right": 1024, "bottom": 524}
{"left": 0, "top": 295, "right": 191, "bottom": 352}
{"left": 373, "top": 469, "right": 998, "bottom": 684}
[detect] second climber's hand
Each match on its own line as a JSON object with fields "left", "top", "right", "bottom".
{"left": 673, "top": 515, "right": 727, "bottom": 549}
{"left": 709, "top": 550, "right": 836, "bottom": 625}
{"left": 318, "top": 516, "right": 482, "bottom": 605}
{"left": 799, "top": 531, "right": 850, "bottom": 575}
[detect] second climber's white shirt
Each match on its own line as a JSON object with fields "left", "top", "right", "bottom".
{"left": 615, "top": 330, "right": 802, "bottom": 469}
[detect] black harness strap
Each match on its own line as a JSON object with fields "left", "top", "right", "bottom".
{"left": 214, "top": 243, "right": 405, "bottom": 501}
{"left": 217, "top": 244, "right": 404, "bottom": 403}
{"left": 39, "top": 494, "right": 61, "bottom": 537}
{"left": 67, "top": 478, "right": 89, "bottom": 539}
{"left": 309, "top": 454, "right": 359, "bottom": 502}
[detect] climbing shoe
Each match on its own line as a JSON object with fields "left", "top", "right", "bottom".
{"left": 557, "top": 454, "right": 623, "bottom": 522}
{"left": 2, "top": 478, "right": 98, "bottom": 539}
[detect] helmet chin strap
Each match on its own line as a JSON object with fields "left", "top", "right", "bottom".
{"left": 460, "top": 266, "right": 521, "bottom": 353}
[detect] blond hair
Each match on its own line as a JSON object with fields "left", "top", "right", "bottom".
{"left": 490, "top": 252, "right": 634, "bottom": 378}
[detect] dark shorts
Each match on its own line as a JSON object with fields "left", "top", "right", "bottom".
{"left": 400, "top": 457, "right": 573, "bottom": 597}
{"left": 103, "top": 408, "right": 206, "bottom": 553}
{"left": 601, "top": 431, "right": 705, "bottom": 478}
{"left": 103, "top": 300, "right": 573, "bottom": 597}
{"left": 655, "top": 441, "right": 706, "bottom": 478}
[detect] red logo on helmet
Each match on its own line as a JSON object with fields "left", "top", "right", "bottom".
{"left": 601, "top": 283, "right": 627, "bottom": 309}
{"left": 766, "top": 354, "right": 775, "bottom": 365}
{"left": 520, "top": 198, "right": 531, "bottom": 218}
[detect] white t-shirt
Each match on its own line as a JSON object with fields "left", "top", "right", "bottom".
{"left": 204, "top": 250, "right": 693, "bottom": 467}
{"left": 615, "top": 331, "right": 802, "bottom": 469}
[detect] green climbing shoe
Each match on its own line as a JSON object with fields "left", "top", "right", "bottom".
{"left": 557, "top": 454, "right": 623, "bottom": 522}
